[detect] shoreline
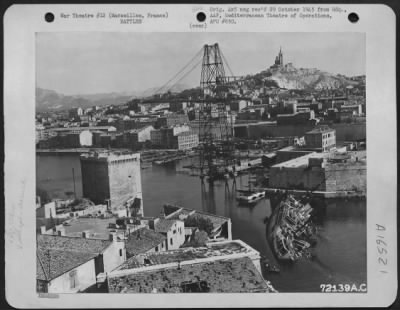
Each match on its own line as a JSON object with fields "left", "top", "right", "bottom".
{"left": 263, "top": 188, "right": 366, "bottom": 199}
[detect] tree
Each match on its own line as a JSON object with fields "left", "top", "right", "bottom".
{"left": 191, "top": 231, "right": 208, "bottom": 247}
{"left": 184, "top": 215, "right": 213, "bottom": 236}
{"left": 181, "top": 230, "right": 208, "bottom": 248}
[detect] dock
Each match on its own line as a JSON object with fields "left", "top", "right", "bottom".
{"left": 263, "top": 187, "right": 366, "bottom": 198}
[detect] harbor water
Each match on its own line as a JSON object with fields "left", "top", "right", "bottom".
{"left": 36, "top": 154, "right": 367, "bottom": 292}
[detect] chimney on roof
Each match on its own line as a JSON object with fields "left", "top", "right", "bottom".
{"left": 149, "top": 218, "right": 159, "bottom": 230}
{"left": 82, "top": 230, "right": 90, "bottom": 238}
{"left": 136, "top": 254, "right": 145, "bottom": 265}
{"left": 109, "top": 232, "right": 117, "bottom": 242}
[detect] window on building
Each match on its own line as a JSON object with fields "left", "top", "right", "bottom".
{"left": 69, "top": 270, "right": 79, "bottom": 289}
{"left": 119, "top": 249, "right": 123, "bottom": 256}
{"left": 173, "top": 229, "right": 177, "bottom": 234}
{"left": 170, "top": 238, "right": 173, "bottom": 245}
{"left": 155, "top": 246, "right": 158, "bottom": 252}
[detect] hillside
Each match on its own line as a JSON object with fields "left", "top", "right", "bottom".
{"left": 260, "top": 63, "right": 360, "bottom": 90}
{"left": 36, "top": 83, "right": 190, "bottom": 112}
{"left": 36, "top": 64, "right": 363, "bottom": 112}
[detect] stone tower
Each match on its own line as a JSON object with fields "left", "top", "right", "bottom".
{"left": 80, "top": 151, "right": 143, "bottom": 216}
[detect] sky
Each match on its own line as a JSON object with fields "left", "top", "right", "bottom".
{"left": 36, "top": 32, "right": 365, "bottom": 95}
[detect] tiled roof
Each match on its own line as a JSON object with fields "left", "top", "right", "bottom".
{"left": 108, "top": 257, "right": 272, "bottom": 293}
{"left": 118, "top": 241, "right": 249, "bottom": 270}
{"left": 126, "top": 228, "right": 166, "bottom": 257}
{"left": 37, "top": 234, "right": 112, "bottom": 254}
{"left": 37, "top": 234, "right": 112, "bottom": 281}
{"left": 154, "top": 219, "right": 177, "bottom": 233}
{"left": 164, "top": 206, "right": 229, "bottom": 229}
{"left": 37, "top": 248, "right": 97, "bottom": 281}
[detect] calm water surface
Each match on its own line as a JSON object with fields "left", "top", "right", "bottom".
{"left": 36, "top": 154, "right": 366, "bottom": 292}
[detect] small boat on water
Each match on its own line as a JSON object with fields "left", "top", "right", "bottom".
{"left": 236, "top": 172, "right": 265, "bottom": 205}
{"left": 236, "top": 189, "right": 265, "bottom": 205}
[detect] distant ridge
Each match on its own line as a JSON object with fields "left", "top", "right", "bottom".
{"left": 36, "top": 83, "right": 190, "bottom": 112}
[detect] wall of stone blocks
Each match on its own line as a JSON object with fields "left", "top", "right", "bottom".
{"left": 269, "top": 166, "right": 326, "bottom": 191}
{"left": 325, "top": 165, "right": 366, "bottom": 192}
{"left": 108, "top": 158, "right": 143, "bottom": 213}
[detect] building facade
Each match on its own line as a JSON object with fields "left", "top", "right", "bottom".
{"left": 80, "top": 152, "right": 143, "bottom": 214}
{"left": 149, "top": 218, "right": 185, "bottom": 250}
{"left": 172, "top": 131, "right": 199, "bottom": 150}
{"left": 305, "top": 126, "right": 336, "bottom": 152}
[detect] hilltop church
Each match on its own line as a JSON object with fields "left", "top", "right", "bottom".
{"left": 270, "top": 47, "right": 284, "bottom": 69}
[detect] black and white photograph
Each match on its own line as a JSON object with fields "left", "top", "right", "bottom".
{"left": 3, "top": 3, "right": 397, "bottom": 307}
{"left": 35, "top": 32, "right": 367, "bottom": 294}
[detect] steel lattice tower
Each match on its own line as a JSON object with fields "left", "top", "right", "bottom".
{"left": 198, "top": 43, "right": 235, "bottom": 183}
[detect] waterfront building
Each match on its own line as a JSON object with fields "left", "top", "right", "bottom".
{"left": 36, "top": 233, "right": 125, "bottom": 293}
{"left": 276, "top": 111, "right": 316, "bottom": 126}
{"left": 339, "top": 104, "right": 363, "bottom": 115}
{"left": 80, "top": 152, "right": 143, "bottom": 214}
{"left": 150, "top": 125, "right": 190, "bottom": 149}
{"left": 190, "top": 119, "right": 230, "bottom": 141}
{"left": 129, "top": 125, "right": 154, "bottom": 144}
{"left": 150, "top": 129, "right": 162, "bottom": 147}
{"left": 104, "top": 240, "right": 275, "bottom": 293}
{"left": 269, "top": 151, "right": 366, "bottom": 193}
{"left": 172, "top": 131, "right": 199, "bottom": 150}
{"left": 275, "top": 145, "right": 314, "bottom": 164}
{"left": 305, "top": 126, "right": 336, "bottom": 152}
{"left": 44, "top": 125, "right": 116, "bottom": 136}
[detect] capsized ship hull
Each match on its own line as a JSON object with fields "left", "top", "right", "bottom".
{"left": 268, "top": 194, "right": 316, "bottom": 261}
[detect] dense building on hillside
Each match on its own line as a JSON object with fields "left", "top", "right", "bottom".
{"left": 276, "top": 111, "right": 316, "bottom": 126}
{"left": 230, "top": 99, "right": 250, "bottom": 112}
{"left": 237, "top": 104, "right": 269, "bottom": 121}
{"left": 80, "top": 151, "right": 143, "bottom": 215}
{"left": 155, "top": 113, "right": 189, "bottom": 128}
{"left": 169, "top": 101, "right": 188, "bottom": 112}
{"left": 69, "top": 107, "right": 83, "bottom": 119}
